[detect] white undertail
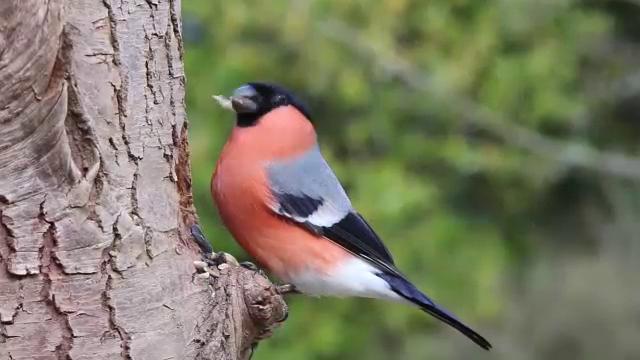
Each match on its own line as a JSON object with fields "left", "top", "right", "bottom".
{"left": 290, "top": 257, "right": 403, "bottom": 302}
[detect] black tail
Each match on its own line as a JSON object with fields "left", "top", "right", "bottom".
{"left": 378, "top": 273, "right": 492, "bottom": 350}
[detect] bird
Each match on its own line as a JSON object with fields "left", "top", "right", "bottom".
{"left": 210, "top": 82, "right": 492, "bottom": 350}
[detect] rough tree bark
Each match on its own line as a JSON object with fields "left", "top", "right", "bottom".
{"left": 0, "top": 1, "right": 286, "bottom": 359}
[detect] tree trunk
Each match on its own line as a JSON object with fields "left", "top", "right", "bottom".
{"left": 0, "top": 1, "right": 286, "bottom": 359}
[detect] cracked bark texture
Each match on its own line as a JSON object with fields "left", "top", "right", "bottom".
{"left": 0, "top": 1, "right": 287, "bottom": 359}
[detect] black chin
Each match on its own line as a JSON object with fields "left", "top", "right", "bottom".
{"left": 236, "top": 113, "right": 261, "bottom": 127}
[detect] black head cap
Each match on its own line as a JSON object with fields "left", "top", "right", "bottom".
{"left": 229, "top": 82, "right": 312, "bottom": 127}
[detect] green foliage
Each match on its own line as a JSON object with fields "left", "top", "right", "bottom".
{"left": 183, "top": 0, "right": 640, "bottom": 358}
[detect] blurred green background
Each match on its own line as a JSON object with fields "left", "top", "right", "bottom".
{"left": 183, "top": 1, "right": 640, "bottom": 359}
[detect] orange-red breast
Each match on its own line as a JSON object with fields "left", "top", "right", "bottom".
{"left": 211, "top": 82, "right": 491, "bottom": 350}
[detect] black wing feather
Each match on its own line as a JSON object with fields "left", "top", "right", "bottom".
{"left": 273, "top": 192, "right": 399, "bottom": 274}
{"left": 272, "top": 187, "right": 493, "bottom": 351}
{"left": 323, "top": 212, "right": 397, "bottom": 268}
{"left": 275, "top": 193, "right": 324, "bottom": 218}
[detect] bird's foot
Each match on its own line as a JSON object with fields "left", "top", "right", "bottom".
{"left": 240, "top": 261, "right": 259, "bottom": 271}
{"left": 212, "top": 251, "right": 240, "bottom": 267}
{"left": 191, "top": 224, "right": 241, "bottom": 279}
{"left": 191, "top": 224, "right": 213, "bottom": 255}
{"left": 190, "top": 223, "right": 240, "bottom": 265}
{"left": 194, "top": 251, "right": 240, "bottom": 276}
{"left": 275, "top": 283, "right": 299, "bottom": 295}
{"left": 240, "top": 261, "right": 267, "bottom": 277}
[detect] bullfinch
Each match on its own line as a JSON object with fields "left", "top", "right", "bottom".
{"left": 210, "top": 82, "right": 492, "bottom": 350}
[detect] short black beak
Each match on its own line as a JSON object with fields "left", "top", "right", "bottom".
{"left": 228, "top": 84, "right": 259, "bottom": 114}
{"left": 230, "top": 96, "right": 258, "bottom": 113}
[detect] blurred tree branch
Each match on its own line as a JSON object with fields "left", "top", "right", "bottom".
{"left": 317, "top": 19, "right": 640, "bottom": 181}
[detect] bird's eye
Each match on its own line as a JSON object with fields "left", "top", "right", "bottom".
{"left": 272, "top": 94, "right": 286, "bottom": 106}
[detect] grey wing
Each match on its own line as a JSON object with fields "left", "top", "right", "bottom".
{"left": 268, "top": 145, "right": 351, "bottom": 227}
{"left": 267, "top": 145, "right": 398, "bottom": 272}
